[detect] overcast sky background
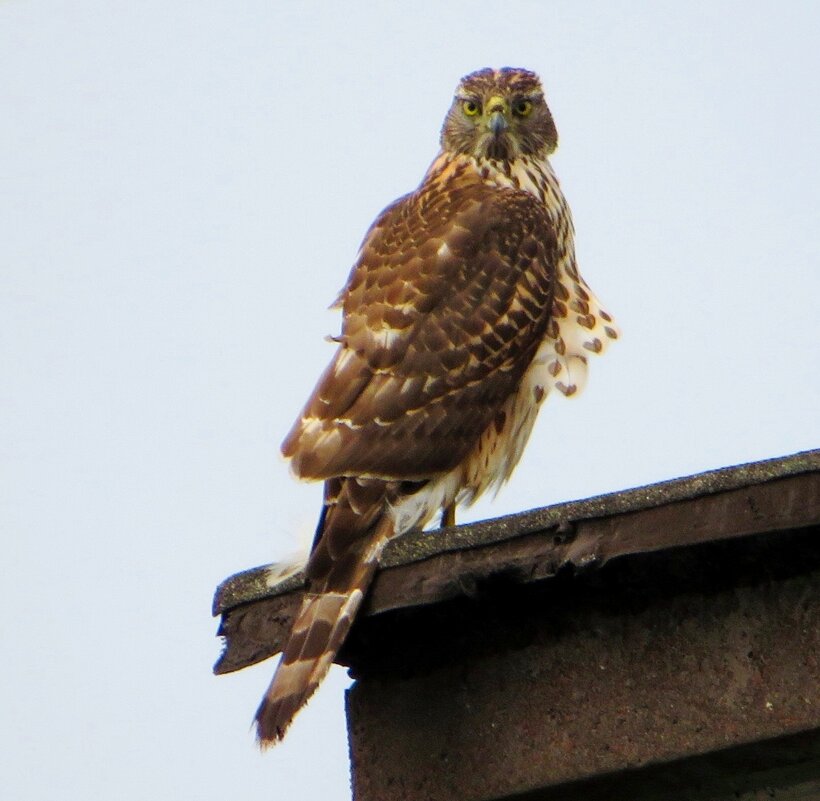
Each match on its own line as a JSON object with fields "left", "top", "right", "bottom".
{"left": 2, "top": 2, "right": 818, "bottom": 799}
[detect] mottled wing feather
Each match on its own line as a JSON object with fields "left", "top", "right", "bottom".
{"left": 282, "top": 165, "right": 557, "bottom": 480}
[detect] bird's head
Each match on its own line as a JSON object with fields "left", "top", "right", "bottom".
{"left": 440, "top": 67, "right": 558, "bottom": 162}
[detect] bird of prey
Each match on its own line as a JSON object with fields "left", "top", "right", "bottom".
{"left": 254, "top": 67, "right": 618, "bottom": 745}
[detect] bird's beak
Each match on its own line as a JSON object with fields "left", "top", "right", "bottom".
{"left": 486, "top": 95, "right": 508, "bottom": 136}
{"left": 489, "top": 111, "right": 508, "bottom": 136}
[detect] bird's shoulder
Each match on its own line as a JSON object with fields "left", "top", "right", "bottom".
{"left": 337, "top": 159, "right": 555, "bottom": 313}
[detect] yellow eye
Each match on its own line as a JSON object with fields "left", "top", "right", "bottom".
{"left": 462, "top": 100, "right": 480, "bottom": 116}
{"left": 514, "top": 99, "right": 533, "bottom": 117}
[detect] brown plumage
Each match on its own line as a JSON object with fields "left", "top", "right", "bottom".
{"left": 254, "top": 67, "right": 619, "bottom": 745}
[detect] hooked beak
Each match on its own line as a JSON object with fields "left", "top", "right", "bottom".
{"left": 486, "top": 95, "right": 509, "bottom": 136}
{"left": 489, "top": 110, "right": 508, "bottom": 136}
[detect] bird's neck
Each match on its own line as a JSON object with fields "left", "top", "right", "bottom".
{"left": 426, "top": 151, "right": 569, "bottom": 224}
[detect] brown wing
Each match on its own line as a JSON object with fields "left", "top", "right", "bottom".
{"left": 282, "top": 165, "right": 558, "bottom": 480}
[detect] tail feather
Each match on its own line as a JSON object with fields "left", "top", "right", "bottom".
{"left": 253, "top": 478, "right": 393, "bottom": 746}
{"left": 254, "top": 589, "right": 368, "bottom": 744}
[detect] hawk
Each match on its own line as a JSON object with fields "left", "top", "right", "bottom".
{"left": 255, "top": 67, "right": 618, "bottom": 745}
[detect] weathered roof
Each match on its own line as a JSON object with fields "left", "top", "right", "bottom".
{"left": 213, "top": 448, "right": 819, "bottom": 676}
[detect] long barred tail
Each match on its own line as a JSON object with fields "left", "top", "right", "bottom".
{"left": 253, "top": 586, "right": 373, "bottom": 745}
{"left": 254, "top": 477, "right": 394, "bottom": 746}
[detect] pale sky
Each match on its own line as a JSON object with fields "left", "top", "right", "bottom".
{"left": 2, "top": 2, "right": 818, "bottom": 799}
